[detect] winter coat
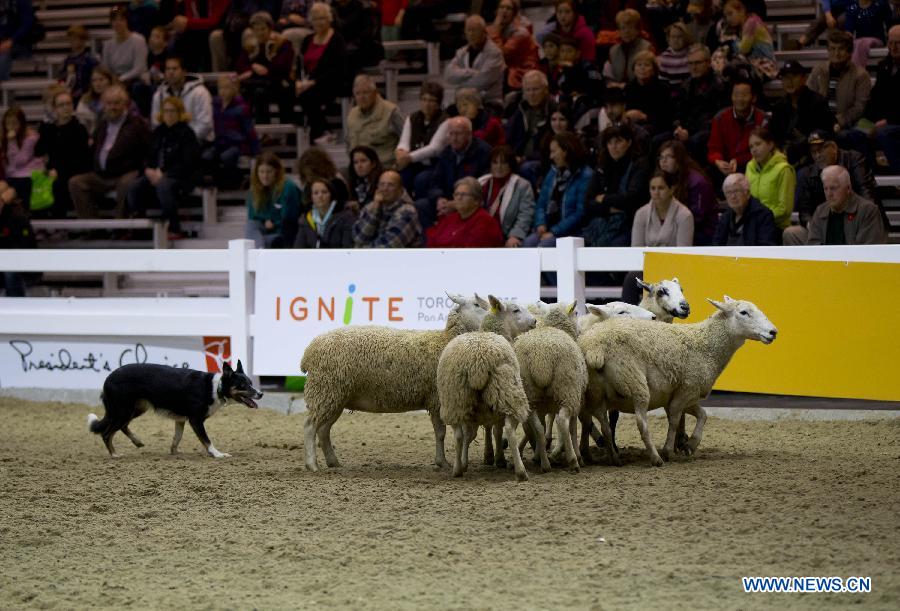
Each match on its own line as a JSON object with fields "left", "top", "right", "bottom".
{"left": 145, "top": 121, "right": 201, "bottom": 184}
{"left": 745, "top": 150, "right": 796, "bottom": 229}
{"left": 533, "top": 164, "right": 593, "bottom": 237}
{"left": 150, "top": 74, "right": 215, "bottom": 142}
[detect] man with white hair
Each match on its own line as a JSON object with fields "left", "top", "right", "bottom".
{"left": 444, "top": 15, "right": 506, "bottom": 105}
{"left": 346, "top": 74, "right": 405, "bottom": 166}
{"left": 784, "top": 165, "right": 886, "bottom": 245}
{"left": 713, "top": 173, "right": 778, "bottom": 245}
{"left": 505, "top": 70, "right": 555, "bottom": 184}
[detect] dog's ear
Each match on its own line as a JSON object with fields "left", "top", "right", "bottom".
{"left": 236, "top": 359, "right": 244, "bottom": 374}
{"left": 222, "top": 361, "right": 233, "bottom": 377}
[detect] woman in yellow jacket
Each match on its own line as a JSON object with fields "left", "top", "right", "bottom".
{"left": 745, "top": 126, "right": 796, "bottom": 230}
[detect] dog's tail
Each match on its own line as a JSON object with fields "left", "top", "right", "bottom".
{"left": 87, "top": 392, "right": 107, "bottom": 434}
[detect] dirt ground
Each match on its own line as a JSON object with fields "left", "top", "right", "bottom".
{"left": 0, "top": 397, "right": 897, "bottom": 610}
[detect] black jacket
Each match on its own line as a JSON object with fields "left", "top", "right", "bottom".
{"left": 624, "top": 75, "right": 673, "bottom": 136}
{"left": 674, "top": 71, "right": 728, "bottom": 135}
{"left": 146, "top": 121, "right": 200, "bottom": 184}
{"left": 795, "top": 149, "right": 880, "bottom": 226}
{"left": 35, "top": 118, "right": 91, "bottom": 178}
{"left": 865, "top": 55, "right": 900, "bottom": 125}
{"left": 713, "top": 196, "right": 777, "bottom": 246}
{"left": 769, "top": 86, "right": 834, "bottom": 163}
{"left": 293, "top": 205, "right": 357, "bottom": 248}
{"left": 299, "top": 30, "right": 348, "bottom": 99}
{"left": 584, "top": 154, "right": 651, "bottom": 219}
{"left": 0, "top": 200, "right": 36, "bottom": 249}
{"left": 91, "top": 114, "right": 151, "bottom": 178}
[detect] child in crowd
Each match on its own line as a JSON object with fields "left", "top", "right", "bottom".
{"left": 146, "top": 26, "right": 170, "bottom": 88}
{"left": 658, "top": 22, "right": 694, "bottom": 88}
{"left": 2, "top": 107, "right": 45, "bottom": 207}
{"left": 556, "top": 36, "right": 603, "bottom": 125}
{"left": 538, "top": 33, "right": 563, "bottom": 94}
{"left": 203, "top": 74, "right": 259, "bottom": 188}
{"left": 59, "top": 25, "right": 99, "bottom": 102}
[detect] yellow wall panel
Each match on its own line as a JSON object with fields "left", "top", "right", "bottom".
{"left": 643, "top": 252, "right": 900, "bottom": 401}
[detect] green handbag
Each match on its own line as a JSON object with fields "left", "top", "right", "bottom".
{"left": 30, "top": 170, "right": 55, "bottom": 212}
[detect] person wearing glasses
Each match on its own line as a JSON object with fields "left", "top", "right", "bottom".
{"left": 713, "top": 173, "right": 777, "bottom": 246}
{"left": 353, "top": 170, "right": 421, "bottom": 248}
{"left": 425, "top": 176, "right": 503, "bottom": 248}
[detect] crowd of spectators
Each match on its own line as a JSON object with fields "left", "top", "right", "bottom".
{"left": 2, "top": 0, "right": 899, "bottom": 295}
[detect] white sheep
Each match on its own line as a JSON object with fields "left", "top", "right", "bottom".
{"left": 513, "top": 301, "right": 587, "bottom": 473}
{"left": 578, "top": 296, "right": 777, "bottom": 467}
{"left": 637, "top": 277, "right": 690, "bottom": 322}
{"left": 577, "top": 302, "right": 657, "bottom": 334}
{"left": 437, "top": 295, "right": 536, "bottom": 481}
{"left": 301, "top": 293, "right": 488, "bottom": 472}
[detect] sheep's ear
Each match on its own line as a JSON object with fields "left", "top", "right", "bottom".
{"left": 707, "top": 297, "right": 731, "bottom": 313}
{"left": 474, "top": 293, "right": 490, "bottom": 309}
{"left": 446, "top": 291, "right": 466, "bottom": 307}
{"left": 723, "top": 295, "right": 735, "bottom": 303}
{"left": 488, "top": 294, "right": 504, "bottom": 313}
{"left": 672, "top": 277, "right": 680, "bottom": 285}
{"left": 526, "top": 303, "right": 544, "bottom": 316}
{"left": 636, "top": 278, "right": 653, "bottom": 292}
{"left": 567, "top": 301, "right": 578, "bottom": 316}
{"left": 585, "top": 304, "right": 608, "bottom": 319}
{"left": 236, "top": 359, "right": 244, "bottom": 374}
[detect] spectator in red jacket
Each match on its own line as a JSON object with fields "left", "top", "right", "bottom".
{"left": 168, "top": 0, "right": 231, "bottom": 72}
{"left": 707, "top": 79, "right": 766, "bottom": 184}
{"left": 426, "top": 176, "right": 504, "bottom": 247}
{"left": 488, "top": 0, "right": 540, "bottom": 91}
{"left": 456, "top": 88, "right": 505, "bottom": 148}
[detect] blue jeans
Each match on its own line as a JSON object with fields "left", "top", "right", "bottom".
{"left": 127, "top": 175, "right": 189, "bottom": 232}
{"left": 876, "top": 124, "right": 900, "bottom": 174}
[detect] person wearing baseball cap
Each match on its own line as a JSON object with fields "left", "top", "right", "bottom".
{"left": 768, "top": 60, "right": 833, "bottom": 165}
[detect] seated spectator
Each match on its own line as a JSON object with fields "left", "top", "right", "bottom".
{"left": 377, "top": 0, "right": 405, "bottom": 51}
{"left": 537, "top": 0, "right": 596, "bottom": 63}
{"left": 295, "top": 2, "right": 346, "bottom": 145}
{"left": 720, "top": 0, "right": 776, "bottom": 79}
{"left": 644, "top": 0, "right": 680, "bottom": 51}
{"left": 2, "top": 106, "right": 44, "bottom": 206}
{"left": 203, "top": 74, "right": 259, "bottom": 188}
{"left": 151, "top": 56, "right": 214, "bottom": 143}
{"left": 398, "top": 0, "right": 466, "bottom": 43}
{"left": 237, "top": 11, "right": 296, "bottom": 124}
{"left": 673, "top": 44, "right": 728, "bottom": 163}
{"left": 127, "top": 96, "right": 200, "bottom": 239}
{"left": 745, "top": 126, "right": 796, "bottom": 230}
{"left": 798, "top": 0, "right": 848, "bottom": 49}
{"left": 245, "top": 151, "right": 302, "bottom": 248}
{"left": 444, "top": 15, "right": 506, "bottom": 106}
{"left": 35, "top": 89, "right": 91, "bottom": 218}
{"left": 477, "top": 145, "right": 535, "bottom": 247}
{"left": 277, "top": 0, "right": 313, "bottom": 57}
{"left": 556, "top": 36, "right": 603, "bottom": 124}
{"left": 488, "top": 0, "right": 539, "bottom": 92}
{"left": 346, "top": 74, "right": 404, "bottom": 167}
{"left": 209, "top": 1, "right": 270, "bottom": 73}
{"left": 605, "top": 8, "right": 654, "bottom": 88}
{"left": 768, "top": 60, "right": 834, "bottom": 165}
{"left": 296, "top": 147, "right": 350, "bottom": 219}
{"left": 294, "top": 177, "right": 357, "bottom": 248}
{"left": 348, "top": 145, "right": 384, "bottom": 209}
{"left": 657, "top": 140, "right": 719, "bottom": 245}
{"left": 415, "top": 116, "right": 492, "bottom": 229}
{"left": 597, "top": 87, "right": 650, "bottom": 152}
{"left": 713, "top": 172, "right": 778, "bottom": 245}
{"left": 0, "top": 0, "right": 35, "bottom": 82}
{"left": 845, "top": 0, "right": 892, "bottom": 67}
{"left": 538, "top": 102, "right": 578, "bottom": 183}
{"left": 0, "top": 180, "right": 36, "bottom": 296}
{"left": 786, "top": 165, "right": 886, "bottom": 244}
{"left": 631, "top": 171, "right": 695, "bottom": 247}
{"left": 426, "top": 176, "right": 504, "bottom": 248}
{"left": 807, "top": 30, "right": 872, "bottom": 152}
{"left": 395, "top": 80, "right": 449, "bottom": 196}
{"left": 538, "top": 33, "right": 563, "bottom": 93}
{"left": 60, "top": 25, "right": 99, "bottom": 102}
{"left": 624, "top": 51, "right": 673, "bottom": 137}
{"left": 583, "top": 124, "right": 650, "bottom": 247}
{"left": 707, "top": 79, "right": 766, "bottom": 182}
{"left": 168, "top": 0, "right": 230, "bottom": 72}
{"left": 332, "top": 0, "right": 383, "bottom": 76}
{"left": 69, "top": 85, "right": 151, "bottom": 219}
{"left": 145, "top": 26, "right": 171, "bottom": 89}
{"left": 524, "top": 131, "right": 592, "bottom": 248}
{"left": 353, "top": 170, "right": 422, "bottom": 248}
{"left": 658, "top": 22, "right": 694, "bottom": 88}
{"left": 103, "top": 4, "right": 150, "bottom": 114}
{"left": 456, "top": 88, "right": 505, "bottom": 148}
{"left": 126, "top": 0, "right": 159, "bottom": 38}
{"left": 505, "top": 70, "right": 555, "bottom": 187}
{"left": 790, "top": 129, "right": 884, "bottom": 232}
{"left": 75, "top": 66, "right": 117, "bottom": 135}
{"left": 864, "top": 24, "right": 900, "bottom": 173}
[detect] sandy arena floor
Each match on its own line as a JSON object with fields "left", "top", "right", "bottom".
{"left": 0, "top": 397, "right": 897, "bottom": 610}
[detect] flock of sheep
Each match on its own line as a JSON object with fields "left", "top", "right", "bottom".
{"left": 300, "top": 279, "right": 778, "bottom": 480}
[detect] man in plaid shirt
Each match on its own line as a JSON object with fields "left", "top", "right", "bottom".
{"left": 353, "top": 170, "right": 422, "bottom": 247}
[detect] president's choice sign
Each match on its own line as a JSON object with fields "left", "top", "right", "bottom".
{"left": 252, "top": 249, "right": 541, "bottom": 375}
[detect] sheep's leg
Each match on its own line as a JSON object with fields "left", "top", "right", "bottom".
{"left": 569, "top": 413, "right": 584, "bottom": 467}
{"left": 675, "top": 413, "right": 690, "bottom": 454}
{"left": 304, "top": 416, "right": 319, "bottom": 472}
{"left": 483, "top": 425, "right": 495, "bottom": 466}
{"left": 493, "top": 423, "right": 507, "bottom": 469}
{"left": 634, "top": 402, "right": 663, "bottom": 467}
{"left": 318, "top": 413, "right": 342, "bottom": 468}
{"left": 596, "top": 407, "right": 621, "bottom": 467}
{"left": 452, "top": 425, "right": 465, "bottom": 477}
{"left": 504, "top": 417, "right": 528, "bottom": 482}
{"left": 555, "top": 410, "right": 579, "bottom": 473}
{"left": 578, "top": 410, "right": 595, "bottom": 463}
{"left": 660, "top": 405, "right": 683, "bottom": 462}
{"left": 429, "top": 410, "right": 451, "bottom": 469}
{"left": 460, "top": 423, "right": 478, "bottom": 473}
{"left": 544, "top": 413, "right": 554, "bottom": 450}
{"left": 527, "top": 411, "right": 551, "bottom": 473}
{"left": 683, "top": 404, "right": 707, "bottom": 455}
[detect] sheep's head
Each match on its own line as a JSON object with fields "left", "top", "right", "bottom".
{"left": 446, "top": 292, "right": 489, "bottom": 332}
{"left": 708, "top": 296, "right": 778, "bottom": 344}
{"left": 579, "top": 302, "right": 656, "bottom": 334}
{"left": 638, "top": 277, "right": 690, "bottom": 320}
{"left": 536, "top": 301, "right": 579, "bottom": 338}
{"left": 527, "top": 300, "right": 552, "bottom": 317}
{"left": 485, "top": 294, "right": 536, "bottom": 339}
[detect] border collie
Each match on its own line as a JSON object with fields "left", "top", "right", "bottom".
{"left": 87, "top": 360, "right": 262, "bottom": 458}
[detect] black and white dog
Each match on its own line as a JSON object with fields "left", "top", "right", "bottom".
{"left": 87, "top": 360, "right": 263, "bottom": 458}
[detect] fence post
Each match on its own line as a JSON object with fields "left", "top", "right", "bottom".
{"left": 228, "top": 239, "right": 254, "bottom": 375}
{"left": 556, "top": 237, "right": 586, "bottom": 313}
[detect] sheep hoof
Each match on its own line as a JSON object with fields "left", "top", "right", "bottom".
{"left": 495, "top": 457, "right": 508, "bottom": 469}
{"left": 685, "top": 439, "right": 699, "bottom": 455}
{"left": 541, "top": 460, "right": 552, "bottom": 473}
{"left": 659, "top": 448, "right": 671, "bottom": 462}
{"left": 516, "top": 471, "right": 529, "bottom": 482}
{"left": 305, "top": 463, "right": 319, "bottom": 472}
{"left": 436, "top": 459, "right": 452, "bottom": 469}
{"left": 650, "top": 454, "right": 664, "bottom": 467}
{"left": 608, "top": 453, "right": 623, "bottom": 467}
{"left": 325, "top": 459, "right": 342, "bottom": 468}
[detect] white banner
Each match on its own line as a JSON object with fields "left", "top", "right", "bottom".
{"left": 0, "top": 335, "right": 218, "bottom": 389}
{"left": 252, "top": 249, "right": 542, "bottom": 375}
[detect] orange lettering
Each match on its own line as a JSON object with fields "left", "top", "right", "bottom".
{"left": 318, "top": 297, "right": 335, "bottom": 321}
{"left": 362, "top": 296, "right": 380, "bottom": 320}
{"left": 388, "top": 297, "right": 403, "bottom": 321}
{"left": 276, "top": 296, "right": 281, "bottom": 321}
{"left": 290, "top": 296, "right": 308, "bottom": 321}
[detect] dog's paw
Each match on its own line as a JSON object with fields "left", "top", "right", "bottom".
{"left": 209, "top": 451, "right": 231, "bottom": 459}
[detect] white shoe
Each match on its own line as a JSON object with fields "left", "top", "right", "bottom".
{"left": 313, "top": 132, "right": 337, "bottom": 146}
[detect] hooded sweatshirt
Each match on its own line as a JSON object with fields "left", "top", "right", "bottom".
{"left": 150, "top": 75, "right": 215, "bottom": 143}
{"left": 745, "top": 150, "right": 796, "bottom": 229}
